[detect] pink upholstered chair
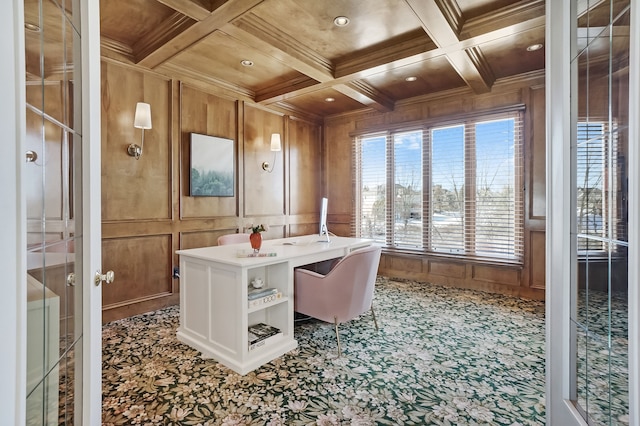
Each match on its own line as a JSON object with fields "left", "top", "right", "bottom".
{"left": 217, "top": 233, "right": 250, "bottom": 245}
{"left": 294, "top": 245, "right": 382, "bottom": 356}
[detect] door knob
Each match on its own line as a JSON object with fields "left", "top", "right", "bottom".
{"left": 94, "top": 270, "right": 115, "bottom": 286}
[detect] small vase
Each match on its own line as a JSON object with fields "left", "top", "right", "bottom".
{"left": 250, "top": 232, "right": 262, "bottom": 252}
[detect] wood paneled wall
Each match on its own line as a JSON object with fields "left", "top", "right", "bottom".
{"left": 324, "top": 73, "right": 547, "bottom": 300}
{"left": 100, "top": 60, "right": 322, "bottom": 322}
{"left": 100, "top": 58, "right": 547, "bottom": 322}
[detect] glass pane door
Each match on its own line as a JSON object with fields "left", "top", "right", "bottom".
{"left": 571, "top": 0, "right": 631, "bottom": 423}
{"left": 24, "top": 0, "right": 84, "bottom": 423}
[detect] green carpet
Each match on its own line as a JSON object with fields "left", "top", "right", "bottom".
{"left": 102, "top": 277, "right": 546, "bottom": 425}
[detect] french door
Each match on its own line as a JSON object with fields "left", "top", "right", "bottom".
{"left": 547, "top": 0, "right": 638, "bottom": 424}
{"left": 20, "top": 0, "right": 103, "bottom": 424}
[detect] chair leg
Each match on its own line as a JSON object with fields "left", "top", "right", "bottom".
{"left": 371, "top": 305, "right": 379, "bottom": 331}
{"left": 333, "top": 316, "right": 342, "bottom": 357}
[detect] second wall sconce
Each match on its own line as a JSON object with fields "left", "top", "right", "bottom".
{"left": 127, "top": 102, "right": 152, "bottom": 160}
{"left": 261, "top": 133, "right": 282, "bottom": 172}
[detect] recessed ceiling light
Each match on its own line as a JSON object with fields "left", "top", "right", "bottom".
{"left": 405, "top": 76, "right": 417, "bottom": 82}
{"left": 240, "top": 59, "right": 254, "bottom": 67}
{"left": 333, "top": 16, "right": 350, "bottom": 27}
{"left": 325, "top": 97, "right": 335, "bottom": 102}
{"left": 526, "top": 43, "right": 543, "bottom": 52}
{"left": 24, "top": 22, "right": 40, "bottom": 32}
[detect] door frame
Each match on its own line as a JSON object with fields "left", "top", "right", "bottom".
{"left": 546, "top": 0, "right": 639, "bottom": 424}
{"left": 545, "top": 1, "right": 585, "bottom": 423}
{"left": 0, "top": 0, "right": 26, "bottom": 423}
{"left": 628, "top": 0, "right": 640, "bottom": 422}
{"left": 80, "top": 0, "right": 104, "bottom": 423}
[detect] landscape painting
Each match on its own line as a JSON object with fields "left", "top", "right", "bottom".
{"left": 190, "top": 133, "right": 234, "bottom": 197}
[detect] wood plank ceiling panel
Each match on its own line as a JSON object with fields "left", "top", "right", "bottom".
{"left": 163, "top": 30, "right": 307, "bottom": 93}
{"left": 95, "top": 0, "right": 547, "bottom": 119}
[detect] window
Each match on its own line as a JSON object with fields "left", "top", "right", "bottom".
{"left": 430, "top": 125, "right": 465, "bottom": 252}
{"left": 355, "top": 110, "right": 523, "bottom": 262}
{"left": 473, "top": 119, "right": 521, "bottom": 257}
{"left": 394, "top": 131, "right": 423, "bottom": 247}
{"left": 575, "top": 121, "right": 623, "bottom": 253}
{"left": 576, "top": 122, "right": 605, "bottom": 252}
{"left": 355, "top": 134, "right": 387, "bottom": 243}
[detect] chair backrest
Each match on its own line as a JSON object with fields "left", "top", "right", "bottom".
{"left": 328, "top": 245, "right": 381, "bottom": 315}
{"left": 217, "top": 233, "right": 250, "bottom": 246}
{"left": 294, "top": 245, "right": 381, "bottom": 324}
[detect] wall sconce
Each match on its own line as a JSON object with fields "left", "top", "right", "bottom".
{"left": 127, "top": 102, "right": 152, "bottom": 160}
{"left": 261, "top": 133, "right": 282, "bottom": 172}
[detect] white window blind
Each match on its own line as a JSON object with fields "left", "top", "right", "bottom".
{"left": 355, "top": 134, "right": 387, "bottom": 244}
{"left": 576, "top": 122, "right": 606, "bottom": 252}
{"left": 354, "top": 109, "right": 524, "bottom": 262}
{"left": 575, "top": 121, "right": 624, "bottom": 253}
{"left": 430, "top": 125, "right": 465, "bottom": 252}
{"left": 473, "top": 117, "right": 523, "bottom": 258}
{"left": 394, "top": 131, "right": 423, "bottom": 248}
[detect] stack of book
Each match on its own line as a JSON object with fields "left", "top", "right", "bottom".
{"left": 248, "top": 322, "right": 282, "bottom": 350}
{"left": 248, "top": 287, "right": 282, "bottom": 308}
{"left": 236, "top": 250, "right": 277, "bottom": 258}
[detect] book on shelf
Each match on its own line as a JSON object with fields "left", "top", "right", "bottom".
{"left": 248, "top": 291, "right": 282, "bottom": 308}
{"left": 249, "top": 332, "right": 282, "bottom": 351}
{"left": 248, "top": 287, "right": 278, "bottom": 300}
{"left": 248, "top": 322, "right": 282, "bottom": 350}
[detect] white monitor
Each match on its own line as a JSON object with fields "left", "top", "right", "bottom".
{"left": 319, "top": 197, "right": 330, "bottom": 242}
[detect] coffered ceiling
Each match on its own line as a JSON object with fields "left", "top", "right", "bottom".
{"left": 28, "top": 0, "right": 549, "bottom": 121}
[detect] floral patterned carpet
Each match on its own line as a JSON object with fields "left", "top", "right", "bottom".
{"left": 102, "top": 277, "right": 547, "bottom": 425}
{"left": 575, "top": 289, "right": 629, "bottom": 426}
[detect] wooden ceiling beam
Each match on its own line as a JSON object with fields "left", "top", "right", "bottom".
{"left": 404, "top": 0, "right": 493, "bottom": 93}
{"left": 460, "top": 0, "right": 544, "bottom": 39}
{"left": 269, "top": 101, "right": 323, "bottom": 124}
{"left": 154, "top": 0, "right": 214, "bottom": 21}
{"left": 335, "top": 30, "right": 438, "bottom": 79}
{"left": 256, "top": 81, "right": 329, "bottom": 105}
{"left": 137, "top": 0, "right": 264, "bottom": 69}
{"left": 334, "top": 81, "right": 395, "bottom": 113}
{"left": 337, "top": 48, "right": 446, "bottom": 81}
{"left": 101, "top": 37, "right": 135, "bottom": 64}
{"left": 454, "top": 46, "right": 495, "bottom": 93}
{"left": 133, "top": 13, "right": 196, "bottom": 63}
{"left": 257, "top": 76, "right": 395, "bottom": 113}
{"left": 158, "top": 62, "right": 256, "bottom": 102}
{"left": 255, "top": 77, "right": 320, "bottom": 104}
{"left": 455, "top": 16, "right": 545, "bottom": 51}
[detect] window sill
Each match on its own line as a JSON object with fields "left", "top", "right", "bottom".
{"left": 380, "top": 246, "right": 524, "bottom": 268}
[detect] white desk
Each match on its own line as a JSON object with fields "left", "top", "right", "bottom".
{"left": 176, "top": 235, "right": 372, "bottom": 375}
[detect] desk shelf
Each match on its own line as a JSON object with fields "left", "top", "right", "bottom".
{"left": 176, "top": 257, "right": 296, "bottom": 375}
{"left": 246, "top": 262, "right": 289, "bottom": 335}
{"left": 248, "top": 296, "right": 288, "bottom": 314}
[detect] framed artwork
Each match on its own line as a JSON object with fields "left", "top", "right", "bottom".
{"left": 190, "top": 133, "right": 235, "bottom": 197}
